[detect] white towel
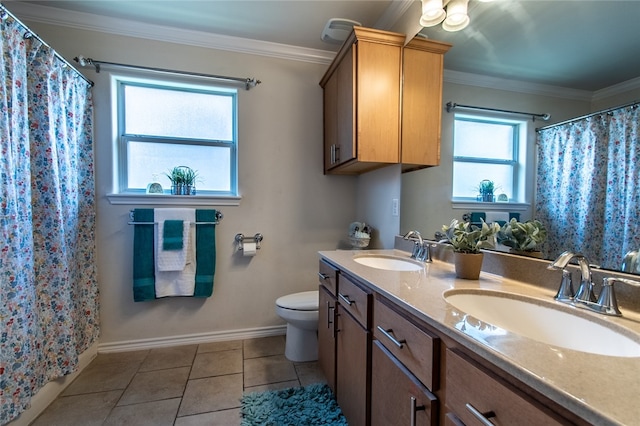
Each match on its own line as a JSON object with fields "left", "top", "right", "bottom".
{"left": 485, "top": 211, "right": 509, "bottom": 224}
{"left": 157, "top": 220, "right": 190, "bottom": 272}
{"left": 154, "top": 208, "right": 196, "bottom": 297}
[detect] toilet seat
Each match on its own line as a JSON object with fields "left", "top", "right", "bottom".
{"left": 276, "top": 291, "right": 318, "bottom": 311}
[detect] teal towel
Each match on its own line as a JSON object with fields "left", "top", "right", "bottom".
{"left": 163, "top": 220, "right": 184, "bottom": 250}
{"left": 194, "top": 209, "right": 217, "bottom": 298}
{"left": 133, "top": 209, "right": 156, "bottom": 302}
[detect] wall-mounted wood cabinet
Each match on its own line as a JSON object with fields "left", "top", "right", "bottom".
{"left": 319, "top": 27, "right": 451, "bottom": 175}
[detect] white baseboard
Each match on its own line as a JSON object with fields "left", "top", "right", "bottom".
{"left": 97, "top": 325, "right": 287, "bottom": 353}
{"left": 8, "top": 343, "right": 99, "bottom": 426}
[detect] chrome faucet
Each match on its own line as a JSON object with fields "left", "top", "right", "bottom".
{"left": 548, "top": 251, "right": 596, "bottom": 303}
{"left": 548, "top": 251, "right": 640, "bottom": 316}
{"left": 402, "top": 230, "right": 433, "bottom": 263}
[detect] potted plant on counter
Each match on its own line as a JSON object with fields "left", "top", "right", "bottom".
{"left": 497, "top": 218, "right": 547, "bottom": 257}
{"left": 442, "top": 218, "right": 500, "bottom": 279}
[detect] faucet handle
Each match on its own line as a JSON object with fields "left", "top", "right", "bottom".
{"left": 554, "top": 269, "right": 574, "bottom": 302}
{"left": 597, "top": 277, "right": 640, "bottom": 316}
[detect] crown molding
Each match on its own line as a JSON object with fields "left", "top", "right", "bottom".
{"left": 8, "top": 1, "right": 639, "bottom": 101}
{"left": 3, "top": 2, "right": 336, "bottom": 65}
{"left": 592, "top": 76, "right": 640, "bottom": 102}
{"left": 443, "top": 69, "right": 593, "bottom": 101}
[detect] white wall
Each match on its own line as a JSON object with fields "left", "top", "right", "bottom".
{"left": 27, "top": 22, "right": 358, "bottom": 348}
{"left": 356, "top": 164, "right": 402, "bottom": 249}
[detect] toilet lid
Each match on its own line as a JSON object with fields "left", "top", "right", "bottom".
{"left": 276, "top": 291, "right": 319, "bottom": 311}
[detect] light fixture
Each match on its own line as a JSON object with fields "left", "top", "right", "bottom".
{"left": 419, "top": 0, "right": 470, "bottom": 32}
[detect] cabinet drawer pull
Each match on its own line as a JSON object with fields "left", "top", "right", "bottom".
{"left": 410, "top": 396, "right": 425, "bottom": 426}
{"left": 318, "top": 272, "right": 329, "bottom": 280}
{"left": 376, "top": 325, "right": 406, "bottom": 349}
{"left": 339, "top": 293, "right": 354, "bottom": 306}
{"left": 327, "top": 302, "right": 334, "bottom": 328}
{"left": 465, "top": 403, "right": 496, "bottom": 426}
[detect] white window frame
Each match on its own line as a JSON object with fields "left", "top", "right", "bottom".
{"left": 451, "top": 112, "right": 530, "bottom": 210}
{"left": 106, "top": 73, "right": 241, "bottom": 206}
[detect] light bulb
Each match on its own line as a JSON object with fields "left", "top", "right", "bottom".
{"left": 420, "top": 0, "right": 446, "bottom": 27}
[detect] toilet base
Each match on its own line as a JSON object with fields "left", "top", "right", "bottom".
{"left": 284, "top": 324, "right": 318, "bottom": 362}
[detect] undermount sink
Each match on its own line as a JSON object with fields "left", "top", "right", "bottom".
{"left": 444, "top": 289, "right": 640, "bottom": 357}
{"left": 353, "top": 254, "right": 424, "bottom": 271}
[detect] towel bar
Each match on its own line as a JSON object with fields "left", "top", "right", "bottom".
{"left": 128, "top": 210, "right": 223, "bottom": 225}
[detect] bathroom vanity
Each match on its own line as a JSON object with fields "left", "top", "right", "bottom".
{"left": 318, "top": 248, "right": 640, "bottom": 426}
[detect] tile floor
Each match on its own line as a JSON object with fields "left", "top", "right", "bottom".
{"left": 31, "top": 335, "right": 326, "bottom": 426}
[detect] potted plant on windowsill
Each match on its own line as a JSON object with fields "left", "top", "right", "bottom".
{"left": 476, "top": 179, "right": 497, "bottom": 202}
{"left": 166, "top": 166, "right": 198, "bottom": 195}
{"left": 441, "top": 218, "right": 500, "bottom": 279}
{"left": 497, "top": 218, "right": 547, "bottom": 258}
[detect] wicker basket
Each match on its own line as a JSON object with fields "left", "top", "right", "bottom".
{"left": 349, "top": 236, "right": 370, "bottom": 249}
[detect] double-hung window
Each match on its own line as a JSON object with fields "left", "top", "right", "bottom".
{"left": 452, "top": 113, "right": 528, "bottom": 204}
{"left": 115, "top": 76, "right": 238, "bottom": 198}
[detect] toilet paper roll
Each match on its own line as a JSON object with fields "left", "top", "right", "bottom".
{"left": 243, "top": 242, "right": 257, "bottom": 257}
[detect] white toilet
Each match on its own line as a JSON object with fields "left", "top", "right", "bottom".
{"left": 275, "top": 290, "right": 319, "bottom": 362}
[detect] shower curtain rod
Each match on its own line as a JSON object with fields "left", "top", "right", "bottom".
{"left": 0, "top": 4, "right": 94, "bottom": 87}
{"left": 536, "top": 99, "right": 640, "bottom": 132}
{"left": 73, "top": 56, "right": 261, "bottom": 90}
{"left": 446, "top": 101, "right": 551, "bottom": 122}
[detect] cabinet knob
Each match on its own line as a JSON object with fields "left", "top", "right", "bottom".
{"left": 318, "top": 272, "right": 329, "bottom": 280}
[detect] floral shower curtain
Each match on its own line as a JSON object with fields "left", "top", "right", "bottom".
{"left": 0, "top": 13, "right": 98, "bottom": 424}
{"left": 536, "top": 105, "right": 640, "bottom": 270}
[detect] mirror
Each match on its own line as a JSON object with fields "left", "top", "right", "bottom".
{"left": 400, "top": 91, "right": 639, "bottom": 274}
{"left": 396, "top": 1, "right": 640, "bottom": 274}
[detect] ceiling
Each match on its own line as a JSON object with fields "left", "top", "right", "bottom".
{"left": 9, "top": 0, "right": 640, "bottom": 92}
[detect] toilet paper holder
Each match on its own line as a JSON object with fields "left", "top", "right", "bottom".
{"left": 235, "top": 233, "right": 264, "bottom": 251}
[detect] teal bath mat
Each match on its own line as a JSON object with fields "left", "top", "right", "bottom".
{"left": 240, "top": 383, "right": 348, "bottom": 426}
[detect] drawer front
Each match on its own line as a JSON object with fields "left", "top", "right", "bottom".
{"left": 337, "top": 274, "right": 371, "bottom": 329}
{"left": 446, "top": 349, "right": 565, "bottom": 426}
{"left": 318, "top": 259, "right": 338, "bottom": 296}
{"left": 371, "top": 340, "right": 438, "bottom": 426}
{"left": 374, "top": 297, "right": 439, "bottom": 391}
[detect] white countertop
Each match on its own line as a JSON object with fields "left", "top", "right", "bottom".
{"left": 319, "top": 249, "right": 640, "bottom": 426}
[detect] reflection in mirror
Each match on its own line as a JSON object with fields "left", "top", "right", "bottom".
{"left": 401, "top": 94, "right": 640, "bottom": 275}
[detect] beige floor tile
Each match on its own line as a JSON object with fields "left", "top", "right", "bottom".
{"left": 88, "top": 350, "right": 149, "bottom": 368}
{"left": 197, "top": 340, "right": 242, "bottom": 353}
{"left": 118, "top": 366, "right": 190, "bottom": 406}
{"left": 62, "top": 361, "right": 139, "bottom": 396}
{"left": 243, "top": 354, "right": 297, "bottom": 387}
{"left": 103, "top": 398, "right": 181, "bottom": 426}
{"left": 138, "top": 345, "right": 197, "bottom": 372}
{"left": 178, "top": 373, "right": 243, "bottom": 417}
{"left": 295, "top": 361, "right": 327, "bottom": 387}
{"left": 190, "top": 349, "right": 242, "bottom": 379}
{"left": 174, "top": 408, "right": 241, "bottom": 426}
{"left": 243, "top": 335, "right": 285, "bottom": 359}
{"left": 243, "top": 379, "right": 300, "bottom": 394}
{"left": 32, "top": 390, "right": 121, "bottom": 426}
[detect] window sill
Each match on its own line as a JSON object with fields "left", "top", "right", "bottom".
{"left": 106, "top": 193, "right": 241, "bottom": 206}
{"left": 451, "top": 200, "right": 530, "bottom": 211}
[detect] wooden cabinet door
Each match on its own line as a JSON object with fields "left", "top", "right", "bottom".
{"left": 371, "top": 341, "right": 438, "bottom": 426}
{"left": 335, "top": 46, "right": 355, "bottom": 167}
{"left": 323, "top": 71, "right": 338, "bottom": 172}
{"left": 356, "top": 38, "right": 401, "bottom": 164}
{"left": 318, "top": 285, "right": 337, "bottom": 393}
{"left": 336, "top": 307, "right": 370, "bottom": 426}
{"left": 401, "top": 38, "right": 451, "bottom": 171}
